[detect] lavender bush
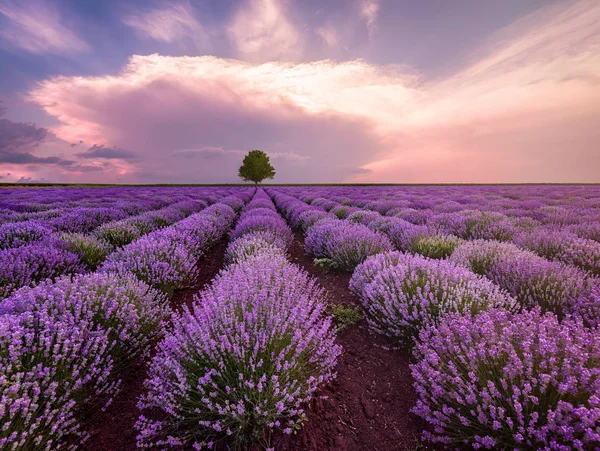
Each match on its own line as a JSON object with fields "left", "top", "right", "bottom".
{"left": 0, "top": 220, "right": 52, "bottom": 249}
{"left": 515, "top": 229, "right": 600, "bottom": 276}
{"left": 59, "top": 232, "right": 112, "bottom": 269}
{"left": 0, "top": 272, "right": 169, "bottom": 449}
{"left": 409, "top": 234, "right": 463, "bottom": 259}
{"left": 1, "top": 271, "right": 169, "bottom": 370}
{"left": 230, "top": 215, "right": 293, "bottom": 248}
{"left": 292, "top": 209, "right": 331, "bottom": 231}
{"left": 93, "top": 220, "right": 142, "bottom": 248}
{"left": 0, "top": 242, "right": 84, "bottom": 298}
{"left": 411, "top": 308, "right": 600, "bottom": 450}
{"left": 101, "top": 230, "right": 199, "bottom": 296}
{"left": 349, "top": 251, "right": 407, "bottom": 295}
{"left": 225, "top": 232, "right": 287, "bottom": 264}
{"left": 0, "top": 311, "right": 117, "bottom": 449}
{"left": 305, "top": 219, "right": 393, "bottom": 271}
{"left": 571, "top": 284, "right": 600, "bottom": 328}
{"left": 136, "top": 255, "right": 340, "bottom": 449}
{"left": 352, "top": 253, "right": 517, "bottom": 343}
{"left": 450, "top": 240, "right": 592, "bottom": 318}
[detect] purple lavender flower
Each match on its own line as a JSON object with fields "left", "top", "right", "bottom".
{"left": 225, "top": 231, "right": 287, "bottom": 264}
{"left": 305, "top": 218, "right": 394, "bottom": 271}
{"left": 292, "top": 209, "right": 331, "bottom": 231}
{"left": 0, "top": 272, "right": 169, "bottom": 449}
{"left": 346, "top": 210, "right": 382, "bottom": 225}
{"left": 0, "top": 220, "right": 52, "bottom": 249}
{"left": 59, "top": 232, "right": 112, "bottom": 269}
{"left": 353, "top": 253, "right": 517, "bottom": 343}
{"left": 409, "top": 234, "right": 463, "bottom": 259}
{"left": 570, "top": 283, "right": 600, "bottom": 328}
{"left": 367, "top": 217, "right": 432, "bottom": 251}
{"left": 0, "top": 241, "right": 84, "bottom": 298}
{"left": 93, "top": 220, "right": 142, "bottom": 248}
{"left": 230, "top": 214, "right": 293, "bottom": 248}
{"left": 100, "top": 229, "right": 199, "bottom": 296}
{"left": 451, "top": 240, "right": 593, "bottom": 318}
{"left": 136, "top": 255, "right": 340, "bottom": 449}
{"left": 515, "top": 228, "right": 600, "bottom": 276}
{"left": 411, "top": 308, "right": 600, "bottom": 449}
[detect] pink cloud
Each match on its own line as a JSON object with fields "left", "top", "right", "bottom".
{"left": 360, "top": 0, "right": 379, "bottom": 38}
{"left": 227, "top": 0, "right": 302, "bottom": 62}
{"left": 123, "top": 1, "right": 207, "bottom": 46}
{"left": 0, "top": 0, "right": 89, "bottom": 54}
{"left": 24, "top": 0, "right": 600, "bottom": 183}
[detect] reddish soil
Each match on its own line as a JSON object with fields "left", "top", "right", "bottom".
{"left": 270, "top": 233, "right": 429, "bottom": 451}
{"left": 82, "top": 238, "right": 229, "bottom": 451}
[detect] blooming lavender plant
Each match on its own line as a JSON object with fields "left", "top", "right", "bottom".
{"left": 142, "top": 207, "right": 186, "bottom": 228}
{"left": 230, "top": 215, "right": 293, "bottom": 248}
{"left": 450, "top": 240, "right": 592, "bottom": 318}
{"left": 0, "top": 241, "right": 84, "bottom": 298}
{"left": 353, "top": 253, "right": 517, "bottom": 343}
{"left": 411, "top": 308, "right": 600, "bottom": 450}
{"left": 1, "top": 271, "right": 169, "bottom": 369}
{"left": 101, "top": 229, "right": 199, "bottom": 296}
{"left": 515, "top": 229, "right": 600, "bottom": 276}
{"left": 0, "top": 311, "right": 117, "bottom": 449}
{"left": 305, "top": 219, "right": 394, "bottom": 271}
{"left": 93, "top": 220, "right": 142, "bottom": 248}
{"left": 59, "top": 232, "right": 112, "bottom": 269}
{"left": 136, "top": 256, "right": 340, "bottom": 449}
{"left": 0, "top": 272, "right": 169, "bottom": 449}
{"left": 368, "top": 217, "right": 432, "bottom": 251}
{"left": 292, "top": 209, "right": 331, "bottom": 231}
{"left": 346, "top": 210, "right": 382, "bottom": 225}
{"left": 570, "top": 283, "right": 600, "bottom": 328}
{"left": 409, "top": 234, "right": 463, "bottom": 259}
{"left": 349, "top": 251, "right": 407, "bottom": 295}
{"left": 0, "top": 220, "right": 52, "bottom": 249}
{"left": 225, "top": 232, "right": 287, "bottom": 264}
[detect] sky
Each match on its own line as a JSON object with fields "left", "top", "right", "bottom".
{"left": 0, "top": 0, "right": 598, "bottom": 184}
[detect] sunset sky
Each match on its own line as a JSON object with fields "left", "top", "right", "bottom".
{"left": 0, "top": 0, "right": 598, "bottom": 184}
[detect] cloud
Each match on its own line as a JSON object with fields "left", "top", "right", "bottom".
{"left": 360, "top": 0, "right": 379, "bottom": 37}
{"left": 123, "top": 1, "right": 207, "bottom": 45}
{"left": 25, "top": 0, "right": 600, "bottom": 183}
{"left": 0, "top": 117, "right": 48, "bottom": 152}
{"left": 227, "top": 0, "right": 302, "bottom": 62}
{"left": 0, "top": 0, "right": 89, "bottom": 54}
{"left": 76, "top": 144, "right": 138, "bottom": 161}
{"left": 315, "top": 24, "right": 339, "bottom": 47}
{"left": 0, "top": 149, "right": 71, "bottom": 165}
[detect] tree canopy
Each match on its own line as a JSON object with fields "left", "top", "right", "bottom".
{"left": 238, "top": 150, "right": 276, "bottom": 185}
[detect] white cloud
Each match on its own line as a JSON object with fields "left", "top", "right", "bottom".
{"left": 0, "top": 0, "right": 89, "bottom": 54}
{"left": 123, "top": 1, "right": 206, "bottom": 45}
{"left": 227, "top": 0, "right": 302, "bottom": 62}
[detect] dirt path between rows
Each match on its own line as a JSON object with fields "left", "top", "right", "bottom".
{"left": 82, "top": 238, "right": 229, "bottom": 451}
{"left": 271, "top": 233, "right": 428, "bottom": 451}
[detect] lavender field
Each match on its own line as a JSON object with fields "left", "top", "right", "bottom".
{"left": 1, "top": 185, "right": 599, "bottom": 451}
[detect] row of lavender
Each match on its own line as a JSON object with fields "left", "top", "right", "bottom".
{"left": 267, "top": 187, "right": 600, "bottom": 450}
{"left": 278, "top": 185, "right": 600, "bottom": 276}
{"left": 0, "top": 186, "right": 218, "bottom": 230}
{"left": 135, "top": 189, "right": 341, "bottom": 449}
{"left": 0, "top": 188, "right": 253, "bottom": 449}
{"left": 0, "top": 187, "right": 240, "bottom": 298}
{"left": 273, "top": 187, "right": 600, "bottom": 321}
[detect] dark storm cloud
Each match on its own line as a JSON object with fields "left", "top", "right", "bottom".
{"left": 0, "top": 117, "right": 48, "bottom": 152}
{"left": 76, "top": 144, "right": 138, "bottom": 160}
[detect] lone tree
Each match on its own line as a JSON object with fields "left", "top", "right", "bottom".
{"left": 238, "top": 150, "right": 276, "bottom": 185}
